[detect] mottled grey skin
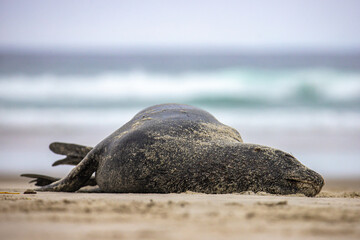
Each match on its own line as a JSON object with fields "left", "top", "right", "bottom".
{"left": 25, "top": 104, "right": 324, "bottom": 196}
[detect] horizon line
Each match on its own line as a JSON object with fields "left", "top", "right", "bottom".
{"left": 1, "top": 45, "right": 360, "bottom": 56}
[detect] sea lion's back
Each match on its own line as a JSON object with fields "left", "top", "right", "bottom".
{"left": 131, "top": 103, "right": 220, "bottom": 124}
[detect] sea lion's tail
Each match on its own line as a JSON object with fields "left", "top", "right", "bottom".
{"left": 49, "top": 142, "right": 93, "bottom": 166}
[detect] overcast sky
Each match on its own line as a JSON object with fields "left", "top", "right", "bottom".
{"left": 0, "top": 0, "right": 360, "bottom": 52}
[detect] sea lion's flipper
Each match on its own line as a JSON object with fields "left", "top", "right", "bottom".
{"left": 49, "top": 142, "right": 93, "bottom": 166}
{"left": 21, "top": 174, "right": 97, "bottom": 187}
{"left": 49, "top": 142, "right": 93, "bottom": 156}
{"left": 21, "top": 174, "right": 60, "bottom": 186}
{"left": 33, "top": 150, "right": 99, "bottom": 192}
{"left": 52, "top": 156, "right": 83, "bottom": 166}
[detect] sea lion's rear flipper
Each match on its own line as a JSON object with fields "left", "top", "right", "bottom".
{"left": 32, "top": 149, "right": 99, "bottom": 192}
{"left": 52, "top": 156, "right": 84, "bottom": 166}
{"left": 21, "top": 174, "right": 97, "bottom": 187}
{"left": 21, "top": 174, "right": 60, "bottom": 186}
{"left": 49, "top": 142, "right": 93, "bottom": 166}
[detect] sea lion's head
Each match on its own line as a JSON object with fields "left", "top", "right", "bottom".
{"left": 240, "top": 144, "right": 324, "bottom": 197}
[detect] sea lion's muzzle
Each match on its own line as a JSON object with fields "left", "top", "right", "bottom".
{"left": 286, "top": 169, "right": 324, "bottom": 197}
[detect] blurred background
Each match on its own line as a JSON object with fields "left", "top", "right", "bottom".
{"left": 0, "top": 0, "right": 359, "bottom": 178}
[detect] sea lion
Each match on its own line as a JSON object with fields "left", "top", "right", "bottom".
{"left": 22, "top": 104, "right": 324, "bottom": 196}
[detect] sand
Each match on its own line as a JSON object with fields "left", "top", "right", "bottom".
{"left": 0, "top": 177, "right": 359, "bottom": 240}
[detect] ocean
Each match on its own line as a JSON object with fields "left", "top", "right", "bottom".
{"left": 0, "top": 52, "right": 359, "bottom": 178}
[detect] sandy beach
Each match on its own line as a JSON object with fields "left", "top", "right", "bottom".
{"left": 0, "top": 176, "right": 359, "bottom": 240}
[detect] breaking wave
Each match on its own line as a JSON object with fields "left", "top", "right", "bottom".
{"left": 0, "top": 69, "right": 360, "bottom": 109}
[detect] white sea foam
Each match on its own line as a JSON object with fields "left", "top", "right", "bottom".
{"left": 0, "top": 69, "right": 359, "bottom": 106}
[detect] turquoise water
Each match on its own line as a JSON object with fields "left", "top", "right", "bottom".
{"left": 1, "top": 53, "right": 360, "bottom": 111}
{"left": 0, "top": 58, "right": 359, "bottom": 129}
